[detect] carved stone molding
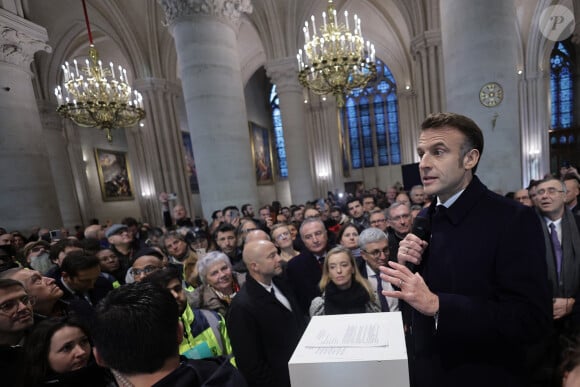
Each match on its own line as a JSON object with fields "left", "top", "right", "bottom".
{"left": 0, "top": 10, "right": 51, "bottom": 67}
{"left": 265, "top": 57, "right": 302, "bottom": 94}
{"left": 157, "top": 0, "right": 252, "bottom": 29}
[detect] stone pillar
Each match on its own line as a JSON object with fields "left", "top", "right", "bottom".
{"left": 266, "top": 57, "right": 315, "bottom": 203}
{"left": 411, "top": 29, "right": 445, "bottom": 119}
{"left": 440, "top": 0, "right": 521, "bottom": 192}
{"left": 37, "top": 99, "right": 83, "bottom": 230}
{"left": 0, "top": 9, "right": 62, "bottom": 232}
{"left": 157, "top": 0, "right": 258, "bottom": 218}
{"left": 129, "top": 78, "right": 195, "bottom": 226}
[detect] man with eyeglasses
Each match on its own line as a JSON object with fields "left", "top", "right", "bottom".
{"left": 0, "top": 268, "right": 66, "bottom": 321}
{"left": 358, "top": 228, "right": 398, "bottom": 312}
{"left": 386, "top": 202, "right": 413, "bottom": 261}
{"left": 530, "top": 176, "right": 580, "bottom": 382}
{"left": 0, "top": 278, "right": 35, "bottom": 386}
{"left": 369, "top": 209, "right": 388, "bottom": 232}
{"left": 105, "top": 224, "right": 134, "bottom": 271}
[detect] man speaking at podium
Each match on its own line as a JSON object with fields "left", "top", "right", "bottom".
{"left": 380, "top": 113, "right": 551, "bottom": 387}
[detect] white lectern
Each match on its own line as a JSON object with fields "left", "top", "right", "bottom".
{"left": 288, "top": 311, "right": 409, "bottom": 387}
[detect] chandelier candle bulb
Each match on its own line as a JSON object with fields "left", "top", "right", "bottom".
{"left": 110, "top": 62, "right": 115, "bottom": 79}
{"left": 74, "top": 59, "right": 79, "bottom": 78}
{"left": 311, "top": 15, "right": 316, "bottom": 35}
{"left": 345, "top": 11, "right": 349, "bottom": 30}
{"left": 322, "top": 12, "right": 327, "bottom": 29}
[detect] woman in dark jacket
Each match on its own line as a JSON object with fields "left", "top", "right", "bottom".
{"left": 309, "top": 246, "right": 380, "bottom": 316}
{"left": 23, "top": 318, "right": 114, "bottom": 386}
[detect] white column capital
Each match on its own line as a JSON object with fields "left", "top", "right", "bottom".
{"left": 0, "top": 9, "right": 51, "bottom": 67}
{"left": 157, "top": 0, "right": 252, "bottom": 30}
{"left": 265, "top": 57, "right": 302, "bottom": 94}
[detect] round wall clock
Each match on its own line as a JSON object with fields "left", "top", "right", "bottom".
{"left": 479, "top": 82, "right": 504, "bottom": 107}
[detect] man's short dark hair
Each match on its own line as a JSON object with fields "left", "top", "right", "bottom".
{"left": 213, "top": 223, "right": 236, "bottom": 242}
{"left": 49, "top": 239, "right": 83, "bottom": 263}
{"left": 346, "top": 196, "right": 362, "bottom": 206}
{"left": 211, "top": 210, "right": 222, "bottom": 220}
{"left": 142, "top": 267, "right": 181, "bottom": 289}
{"left": 241, "top": 204, "right": 252, "bottom": 216}
{"left": 362, "top": 193, "right": 376, "bottom": 204}
{"left": 93, "top": 282, "right": 179, "bottom": 374}
{"left": 60, "top": 252, "right": 99, "bottom": 278}
{"left": 421, "top": 112, "right": 484, "bottom": 173}
{"left": 121, "top": 217, "right": 139, "bottom": 227}
{"left": 222, "top": 205, "right": 239, "bottom": 215}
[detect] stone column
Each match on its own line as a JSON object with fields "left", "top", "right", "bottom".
{"left": 266, "top": 57, "right": 315, "bottom": 203}
{"left": 37, "top": 99, "right": 83, "bottom": 229}
{"left": 440, "top": 0, "right": 521, "bottom": 192}
{"left": 129, "top": 78, "right": 195, "bottom": 226}
{"left": 0, "top": 10, "right": 62, "bottom": 232}
{"left": 157, "top": 0, "right": 258, "bottom": 217}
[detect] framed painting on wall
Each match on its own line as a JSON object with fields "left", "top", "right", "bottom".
{"left": 94, "top": 148, "right": 135, "bottom": 201}
{"left": 249, "top": 122, "right": 274, "bottom": 185}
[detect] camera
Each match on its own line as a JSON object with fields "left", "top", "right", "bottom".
{"left": 167, "top": 192, "right": 178, "bottom": 200}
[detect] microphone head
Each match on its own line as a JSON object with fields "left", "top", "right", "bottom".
{"left": 411, "top": 215, "right": 430, "bottom": 241}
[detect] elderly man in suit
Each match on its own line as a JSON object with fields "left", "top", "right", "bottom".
{"left": 380, "top": 113, "right": 551, "bottom": 387}
{"left": 227, "top": 240, "right": 305, "bottom": 387}
{"left": 286, "top": 218, "right": 332, "bottom": 314}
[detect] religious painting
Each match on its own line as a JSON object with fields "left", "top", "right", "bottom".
{"left": 94, "top": 149, "right": 135, "bottom": 201}
{"left": 249, "top": 122, "right": 274, "bottom": 185}
{"left": 182, "top": 131, "right": 200, "bottom": 194}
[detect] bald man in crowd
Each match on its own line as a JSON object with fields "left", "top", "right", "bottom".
{"left": 227, "top": 240, "right": 305, "bottom": 387}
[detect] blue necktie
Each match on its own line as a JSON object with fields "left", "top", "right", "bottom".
{"left": 376, "top": 275, "right": 390, "bottom": 312}
{"left": 549, "top": 223, "right": 563, "bottom": 280}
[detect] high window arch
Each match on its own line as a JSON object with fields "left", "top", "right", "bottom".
{"left": 343, "top": 59, "right": 401, "bottom": 169}
{"left": 550, "top": 39, "right": 574, "bottom": 130}
{"left": 270, "top": 84, "right": 288, "bottom": 179}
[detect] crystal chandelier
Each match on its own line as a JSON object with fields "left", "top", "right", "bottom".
{"left": 297, "top": 0, "right": 376, "bottom": 108}
{"left": 54, "top": 0, "right": 144, "bottom": 142}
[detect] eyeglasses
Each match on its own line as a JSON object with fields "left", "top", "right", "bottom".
{"left": 0, "top": 295, "right": 36, "bottom": 316}
{"left": 241, "top": 227, "right": 258, "bottom": 234}
{"left": 370, "top": 218, "right": 386, "bottom": 225}
{"left": 130, "top": 265, "right": 161, "bottom": 277}
{"left": 390, "top": 213, "right": 411, "bottom": 222}
{"left": 536, "top": 187, "right": 565, "bottom": 196}
{"left": 275, "top": 231, "right": 290, "bottom": 241}
{"left": 31, "top": 246, "right": 46, "bottom": 253}
{"left": 362, "top": 247, "right": 389, "bottom": 258}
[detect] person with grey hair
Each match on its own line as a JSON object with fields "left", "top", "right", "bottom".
{"left": 410, "top": 185, "right": 426, "bottom": 206}
{"left": 358, "top": 227, "right": 398, "bottom": 312}
{"left": 386, "top": 202, "right": 413, "bottom": 263}
{"left": 189, "top": 251, "right": 246, "bottom": 316}
{"left": 286, "top": 217, "right": 333, "bottom": 314}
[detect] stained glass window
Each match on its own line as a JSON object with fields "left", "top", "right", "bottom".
{"left": 344, "top": 59, "right": 401, "bottom": 169}
{"left": 550, "top": 40, "right": 574, "bottom": 129}
{"left": 270, "top": 85, "right": 288, "bottom": 178}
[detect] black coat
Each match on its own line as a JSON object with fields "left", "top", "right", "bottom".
{"left": 285, "top": 250, "right": 323, "bottom": 314}
{"left": 410, "top": 176, "right": 551, "bottom": 387}
{"left": 226, "top": 275, "right": 306, "bottom": 387}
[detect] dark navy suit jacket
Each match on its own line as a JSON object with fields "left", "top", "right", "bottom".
{"left": 410, "top": 176, "right": 551, "bottom": 387}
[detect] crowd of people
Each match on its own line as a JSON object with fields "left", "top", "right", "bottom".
{"left": 1, "top": 112, "right": 580, "bottom": 386}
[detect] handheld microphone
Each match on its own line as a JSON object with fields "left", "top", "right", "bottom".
{"left": 406, "top": 215, "right": 430, "bottom": 272}
{"left": 411, "top": 215, "right": 430, "bottom": 242}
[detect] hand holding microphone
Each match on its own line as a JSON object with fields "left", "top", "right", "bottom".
{"left": 398, "top": 215, "right": 430, "bottom": 266}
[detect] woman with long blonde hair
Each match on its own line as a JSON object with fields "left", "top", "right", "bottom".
{"left": 309, "top": 246, "right": 380, "bottom": 316}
